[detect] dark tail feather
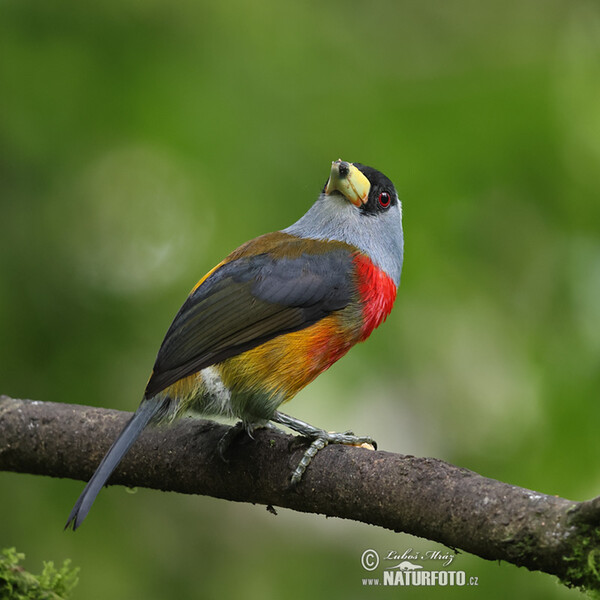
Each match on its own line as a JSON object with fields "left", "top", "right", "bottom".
{"left": 65, "top": 397, "right": 165, "bottom": 531}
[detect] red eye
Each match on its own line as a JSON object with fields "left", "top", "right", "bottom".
{"left": 378, "top": 192, "right": 391, "bottom": 208}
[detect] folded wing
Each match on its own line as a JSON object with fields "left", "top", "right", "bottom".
{"left": 145, "top": 235, "right": 356, "bottom": 398}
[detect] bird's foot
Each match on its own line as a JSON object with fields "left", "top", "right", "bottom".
{"left": 290, "top": 430, "right": 376, "bottom": 485}
{"left": 271, "top": 411, "right": 377, "bottom": 485}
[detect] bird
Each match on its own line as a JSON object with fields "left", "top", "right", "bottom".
{"left": 65, "top": 159, "right": 404, "bottom": 530}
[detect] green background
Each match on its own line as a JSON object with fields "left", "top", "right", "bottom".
{"left": 1, "top": 1, "right": 599, "bottom": 598}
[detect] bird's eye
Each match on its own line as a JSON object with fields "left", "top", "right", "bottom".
{"left": 378, "top": 192, "right": 391, "bottom": 208}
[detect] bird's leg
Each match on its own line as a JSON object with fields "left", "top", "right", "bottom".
{"left": 271, "top": 411, "right": 377, "bottom": 485}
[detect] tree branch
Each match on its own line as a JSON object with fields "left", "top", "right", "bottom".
{"left": 1, "top": 395, "right": 599, "bottom": 591}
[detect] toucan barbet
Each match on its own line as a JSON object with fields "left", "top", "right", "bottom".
{"left": 66, "top": 159, "right": 404, "bottom": 530}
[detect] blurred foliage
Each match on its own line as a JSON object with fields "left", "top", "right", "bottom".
{"left": 0, "top": 547, "right": 79, "bottom": 600}
{"left": 1, "top": 0, "right": 599, "bottom": 598}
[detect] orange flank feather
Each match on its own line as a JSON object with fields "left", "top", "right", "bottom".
{"left": 219, "top": 311, "right": 359, "bottom": 412}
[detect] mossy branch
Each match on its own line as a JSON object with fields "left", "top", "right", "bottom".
{"left": 1, "top": 395, "right": 599, "bottom": 592}
{"left": 0, "top": 547, "right": 79, "bottom": 600}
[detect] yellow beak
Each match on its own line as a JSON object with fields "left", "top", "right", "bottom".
{"left": 325, "top": 160, "right": 371, "bottom": 207}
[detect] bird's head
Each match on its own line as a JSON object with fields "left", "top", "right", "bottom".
{"left": 285, "top": 159, "right": 404, "bottom": 286}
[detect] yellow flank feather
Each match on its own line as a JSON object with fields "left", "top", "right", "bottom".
{"left": 165, "top": 373, "right": 202, "bottom": 401}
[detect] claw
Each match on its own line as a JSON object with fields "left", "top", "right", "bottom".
{"left": 289, "top": 432, "right": 377, "bottom": 486}
{"left": 270, "top": 411, "right": 377, "bottom": 486}
{"left": 290, "top": 436, "right": 328, "bottom": 486}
